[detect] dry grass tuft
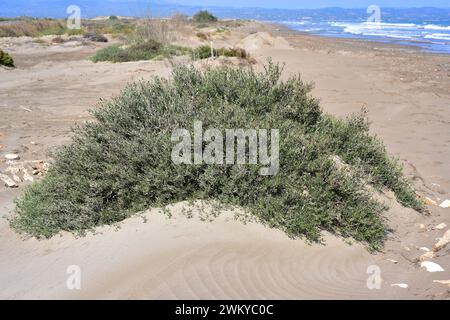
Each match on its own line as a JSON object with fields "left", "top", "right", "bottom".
{"left": 0, "top": 19, "right": 67, "bottom": 37}
{"left": 135, "top": 16, "right": 192, "bottom": 44}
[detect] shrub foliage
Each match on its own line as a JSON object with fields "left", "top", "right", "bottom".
{"left": 0, "top": 49, "right": 14, "bottom": 67}
{"left": 194, "top": 45, "right": 249, "bottom": 60}
{"left": 11, "top": 62, "right": 423, "bottom": 250}
{"left": 193, "top": 10, "right": 218, "bottom": 23}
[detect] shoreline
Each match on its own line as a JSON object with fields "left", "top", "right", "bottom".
{"left": 269, "top": 21, "right": 450, "bottom": 57}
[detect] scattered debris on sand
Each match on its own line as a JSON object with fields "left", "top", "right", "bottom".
{"left": 31, "top": 160, "right": 49, "bottom": 176}
{"left": 416, "top": 223, "right": 426, "bottom": 230}
{"left": 387, "top": 259, "right": 399, "bottom": 264}
{"left": 419, "top": 229, "right": 450, "bottom": 261}
{"left": 424, "top": 197, "right": 438, "bottom": 206}
{"left": 19, "top": 106, "right": 32, "bottom": 112}
{"left": 434, "top": 223, "right": 447, "bottom": 230}
{"left": 0, "top": 173, "right": 18, "bottom": 188}
{"left": 1, "top": 160, "right": 49, "bottom": 188}
{"left": 420, "top": 251, "right": 435, "bottom": 261}
{"left": 433, "top": 229, "right": 450, "bottom": 252}
{"left": 433, "top": 280, "right": 450, "bottom": 287}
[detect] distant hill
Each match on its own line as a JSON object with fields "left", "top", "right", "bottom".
{"left": 0, "top": 0, "right": 192, "bottom": 18}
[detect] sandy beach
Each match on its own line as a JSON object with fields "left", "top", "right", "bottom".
{"left": 0, "top": 20, "right": 449, "bottom": 299}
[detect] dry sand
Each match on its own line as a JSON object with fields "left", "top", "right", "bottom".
{"left": 0, "top": 21, "right": 449, "bottom": 299}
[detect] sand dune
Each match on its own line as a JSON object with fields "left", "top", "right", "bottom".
{"left": 236, "top": 32, "right": 292, "bottom": 53}
{"left": 1, "top": 200, "right": 447, "bottom": 299}
{"left": 0, "top": 202, "right": 416, "bottom": 299}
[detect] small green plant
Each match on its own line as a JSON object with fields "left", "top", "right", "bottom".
{"left": 33, "top": 38, "right": 47, "bottom": 45}
{"left": 217, "top": 47, "right": 249, "bottom": 59}
{"left": 90, "top": 40, "right": 191, "bottom": 63}
{"left": 193, "top": 10, "right": 218, "bottom": 23}
{"left": 215, "top": 27, "right": 228, "bottom": 33}
{"left": 90, "top": 45, "right": 122, "bottom": 62}
{"left": 193, "top": 45, "right": 249, "bottom": 60}
{"left": 11, "top": 62, "right": 423, "bottom": 251}
{"left": 0, "top": 49, "right": 14, "bottom": 67}
{"left": 109, "top": 22, "right": 135, "bottom": 35}
{"left": 193, "top": 45, "right": 214, "bottom": 59}
{"left": 67, "top": 28, "right": 84, "bottom": 36}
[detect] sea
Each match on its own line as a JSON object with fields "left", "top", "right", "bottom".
{"left": 227, "top": 7, "right": 450, "bottom": 54}
{"left": 276, "top": 15, "right": 450, "bottom": 54}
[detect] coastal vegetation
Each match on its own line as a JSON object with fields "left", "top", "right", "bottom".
{"left": 90, "top": 39, "right": 191, "bottom": 63}
{"left": 0, "top": 17, "right": 134, "bottom": 38}
{"left": 0, "top": 18, "right": 81, "bottom": 37}
{"left": 11, "top": 62, "right": 423, "bottom": 251}
{"left": 193, "top": 45, "right": 250, "bottom": 60}
{"left": 91, "top": 40, "right": 251, "bottom": 63}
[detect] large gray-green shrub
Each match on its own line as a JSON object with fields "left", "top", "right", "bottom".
{"left": 11, "top": 62, "right": 423, "bottom": 250}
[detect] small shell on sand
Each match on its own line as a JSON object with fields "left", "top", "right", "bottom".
{"left": 433, "top": 229, "right": 450, "bottom": 252}
{"left": 421, "top": 261, "right": 444, "bottom": 272}
{"left": 416, "top": 223, "right": 426, "bottom": 230}
{"left": 387, "top": 259, "right": 398, "bottom": 264}
{"left": 439, "top": 200, "right": 450, "bottom": 208}
{"left": 0, "top": 174, "right": 18, "bottom": 188}
{"left": 4, "top": 154, "right": 20, "bottom": 160}
{"left": 391, "top": 283, "right": 408, "bottom": 289}
{"left": 420, "top": 251, "right": 435, "bottom": 261}
{"left": 425, "top": 197, "right": 437, "bottom": 206}
{"left": 434, "top": 223, "right": 447, "bottom": 230}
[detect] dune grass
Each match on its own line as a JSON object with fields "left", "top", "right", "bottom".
{"left": 91, "top": 40, "right": 251, "bottom": 63}
{"left": 10, "top": 62, "right": 423, "bottom": 250}
{"left": 90, "top": 39, "right": 191, "bottom": 63}
{"left": 193, "top": 45, "right": 250, "bottom": 60}
{"left": 0, "top": 19, "right": 74, "bottom": 37}
{"left": 0, "top": 17, "right": 134, "bottom": 38}
{"left": 83, "top": 19, "right": 135, "bottom": 36}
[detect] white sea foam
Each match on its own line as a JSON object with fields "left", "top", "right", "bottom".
{"left": 332, "top": 22, "right": 416, "bottom": 29}
{"left": 424, "top": 33, "right": 450, "bottom": 41}
{"left": 422, "top": 24, "right": 450, "bottom": 31}
{"left": 342, "top": 24, "right": 415, "bottom": 40}
{"left": 281, "top": 20, "right": 309, "bottom": 25}
{"left": 280, "top": 19, "right": 450, "bottom": 53}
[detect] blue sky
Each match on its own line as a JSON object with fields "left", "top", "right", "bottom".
{"left": 1, "top": 1, "right": 449, "bottom": 19}
{"left": 167, "top": 0, "right": 450, "bottom": 8}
